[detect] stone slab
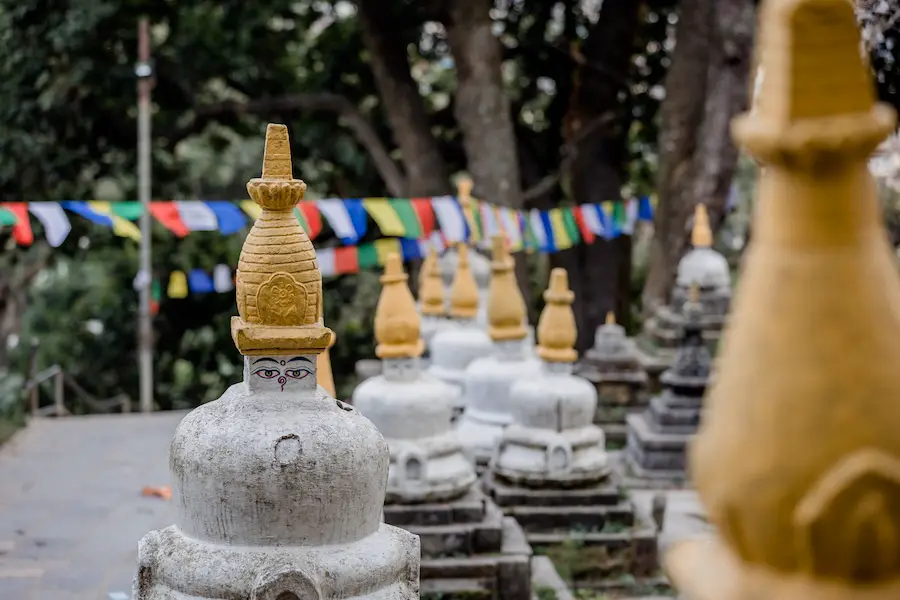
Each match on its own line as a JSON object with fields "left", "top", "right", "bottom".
{"left": 484, "top": 471, "right": 622, "bottom": 508}
{"left": 0, "top": 411, "right": 186, "bottom": 600}
{"left": 626, "top": 413, "right": 691, "bottom": 451}
{"left": 383, "top": 486, "right": 487, "bottom": 527}
{"left": 647, "top": 396, "right": 701, "bottom": 434}
{"left": 612, "top": 451, "right": 691, "bottom": 491}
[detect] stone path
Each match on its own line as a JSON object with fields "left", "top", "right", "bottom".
{"left": 0, "top": 411, "right": 186, "bottom": 600}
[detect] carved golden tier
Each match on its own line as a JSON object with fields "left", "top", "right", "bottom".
{"left": 448, "top": 243, "right": 480, "bottom": 319}
{"left": 536, "top": 268, "right": 578, "bottom": 363}
{"left": 665, "top": 0, "right": 900, "bottom": 599}
{"left": 419, "top": 247, "right": 446, "bottom": 317}
{"left": 691, "top": 204, "right": 712, "bottom": 248}
{"left": 374, "top": 253, "right": 425, "bottom": 359}
{"left": 231, "top": 124, "right": 332, "bottom": 355}
{"left": 487, "top": 235, "right": 528, "bottom": 342}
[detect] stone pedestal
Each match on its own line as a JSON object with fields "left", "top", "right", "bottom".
{"left": 624, "top": 298, "right": 709, "bottom": 489}
{"left": 383, "top": 487, "right": 532, "bottom": 600}
{"left": 576, "top": 317, "right": 649, "bottom": 449}
{"left": 483, "top": 472, "right": 658, "bottom": 585}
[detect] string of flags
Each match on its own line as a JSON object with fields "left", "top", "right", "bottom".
{"left": 0, "top": 196, "right": 655, "bottom": 253}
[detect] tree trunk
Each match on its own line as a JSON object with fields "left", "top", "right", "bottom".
{"left": 442, "top": 0, "right": 530, "bottom": 297}
{"left": 553, "top": 0, "right": 643, "bottom": 352}
{"left": 642, "top": 0, "right": 755, "bottom": 312}
{"left": 357, "top": 0, "right": 451, "bottom": 196}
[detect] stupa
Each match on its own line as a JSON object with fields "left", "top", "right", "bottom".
{"left": 624, "top": 284, "right": 710, "bottom": 487}
{"left": 132, "top": 124, "right": 420, "bottom": 600}
{"left": 637, "top": 204, "right": 731, "bottom": 385}
{"left": 354, "top": 253, "right": 533, "bottom": 600}
{"left": 353, "top": 253, "right": 475, "bottom": 503}
{"left": 427, "top": 243, "right": 493, "bottom": 419}
{"left": 575, "top": 311, "right": 649, "bottom": 448}
{"left": 665, "top": 0, "right": 900, "bottom": 598}
{"left": 455, "top": 235, "right": 541, "bottom": 471}
{"left": 484, "top": 269, "right": 658, "bottom": 584}
{"left": 417, "top": 247, "right": 452, "bottom": 351}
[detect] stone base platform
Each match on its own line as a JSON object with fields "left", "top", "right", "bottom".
{"left": 482, "top": 472, "right": 658, "bottom": 583}
{"left": 631, "top": 344, "right": 673, "bottom": 393}
{"left": 594, "top": 404, "right": 647, "bottom": 450}
{"left": 384, "top": 487, "right": 532, "bottom": 600}
{"left": 620, "top": 414, "right": 692, "bottom": 490}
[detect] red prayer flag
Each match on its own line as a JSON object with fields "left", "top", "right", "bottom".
{"left": 411, "top": 198, "right": 436, "bottom": 237}
{"left": 334, "top": 246, "right": 360, "bottom": 274}
{"left": 299, "top": 201, "right": 323, "bottom": 239}
{"left": 149, "top": 202, "right": 189, "bottom": 237}
{"left": 0, "top": 203, "right": 33, "bottom": 246}
{"left": 572, "top": 205, "right": 595, "bottom": 245}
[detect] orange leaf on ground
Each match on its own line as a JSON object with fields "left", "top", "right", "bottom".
{"left": 141, "top": 486, "right": 172, "bottom": 500}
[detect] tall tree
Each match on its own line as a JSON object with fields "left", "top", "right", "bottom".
{"left": 641, "top": 0, "right": 756, "bottom": 311}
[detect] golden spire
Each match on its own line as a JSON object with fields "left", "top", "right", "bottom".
{"left": 457, "top": 177, "right": 479, "bottom": 245}
{"left": 605, "top": 311, "right": 616, "bottom": 326}
{"left": 231, "top": 124, "right": 332, "bottom": 355}
{"left": 536, "top": 268, "right": 577, "bottom": 363}
{"left": 448, "top": 243, "right": 480, "bottom": 319}
{"left": 419, "top": 248, "right": 445, "bottom": 316}
{"left": 691, "top": 204, "right": 712, "bottom": 248}
{"left": 317, "top": 331, "right": 337, "bottom": 397}
{"left": 665, "top": 0, "right": 900, "bottom": 598}
{"left": 374, "top": 253, "right": 425, "bottom": 359}
{"left": 487, "top": 234, "right": 528, "bottom": 342}
{"left": 688, "top": 281, "right": 700, "bottom": 304}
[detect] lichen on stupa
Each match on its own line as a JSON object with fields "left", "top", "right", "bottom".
{"left": 132, "top": 123, "right": 420, "bottom": 600}
{"left": 455, "top": 235, "right": 540, "bottom": 471}
{"left": 664, "top": 0, "right": 900, "bottom": 598}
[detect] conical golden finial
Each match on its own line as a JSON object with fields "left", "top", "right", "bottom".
{"left": 420, "top": 248, "right": 445, "bottom": 316}
{"left": 419, "top": 247, "right": 437, "bottom": 295}
{"left": 688, "top": 281, "right": 700, "bottom": 304}
{"left": 665, "top": 1, "right": 900, "bottom": 599}
{"left": 487, "top": 234, "right": 528, "bottom": 342}
{"left": 374, "top": 253, "right": 425, "bottom": 359}
{"left": 605, "top": 311, "right": 616, "bottom": 326}
{"left": 536, "top": 268, "right": 577, "bottom": 363}
{"left": 691, "top": 204, "right": 712, "bottom": 248}
{"left": 448, "top": 243, "right": 480, "bottom": 319}
{"left": 231, "top": 124, "right": 331, "bottom": 356}
{"left": 317, "top": 331, "right": 337, "bottom": 397}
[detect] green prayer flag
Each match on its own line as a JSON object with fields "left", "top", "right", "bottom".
{"left": 111, "top": 202, "right": 144, "bottom": 221}
{"left": 562, "top": 207, "right": 581, "bottom": 245}
{"left": 389, "top": 199, "right": 423, "bottom": 238}
{"left": 0, "top": 207, "right": 16, "bottom": 226}
{"left": 358, "top": 243, "right": 379, "bottom": 269}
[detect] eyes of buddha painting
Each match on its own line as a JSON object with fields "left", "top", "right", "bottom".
{"left": 251, "top": 357, "right": 313, "bottom": 391}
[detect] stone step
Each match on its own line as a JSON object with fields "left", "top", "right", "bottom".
{"left": 505, "top": 502, "right": 636, "bottom": 533}
{"left": 484, "top": 471, "right": 623, "bottom": 508}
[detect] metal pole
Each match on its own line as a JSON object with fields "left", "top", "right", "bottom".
{"left": 137, "top": 18, "right": 154, "bottom": 412}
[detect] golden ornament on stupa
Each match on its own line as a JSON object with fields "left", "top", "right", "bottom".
{"left": 231, "top": 123, "right": 333, "bottom": 356}
{"left": 317, "top": 331, "right": 337, "bottom": 397}
{"left": 691, "top": 204, "right": 712, "bottom": 248}
{"left": 448, "top": 243, "right": 480, "bottom": 319}
{"left": 487, "top": 234, "right": 528, "bottom": 342}
{"left": 419, "top": 247, "right": 445, "bottom": 317}
{"left": 605, "top": 311, "right": 616, "bottom": 326}
{"left": 374, "top": 253, "right": 425, "bottom": 359}
{"left": 665, "top": 0, "right": 900, "bottom": 599}
{"left": 535, "top": 268, "right": 577, "bottom": 363}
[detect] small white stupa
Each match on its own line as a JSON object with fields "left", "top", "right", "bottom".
{"left": 427, "top": 244, "right": 493, "bottom": 415}
{"left": 132, "top": 124, "right": 420, "bottom": 600}
{"left": 455, "top": 235, "right": 540, "bottom": 470}
{"left": 493, "top": 268, "right": 610, "bottom": 486}
{"left": 418, "top": 247, "right": 452, "bottom": 349}
{"left": 353, "top": 253, "right": 477, "bottom": 503}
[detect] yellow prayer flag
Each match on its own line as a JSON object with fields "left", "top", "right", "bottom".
{"left": 240, "top": 200, "right": 262, "bottom": 220}
{"left": 548, "top": 208, "right": 572, "bottom": 250}
{"left": 88, "top": 201, "right": 142, "bottom": 241}
{"left": 168, "top": 270, "right": 189, "bottom": 299}
{"left": 363, "top": 198, "right": 406, "bottom": 236}
{"left": 374, "top": 237, "right": 402, "bottom": 265}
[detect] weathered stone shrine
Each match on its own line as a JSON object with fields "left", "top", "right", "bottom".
{"left": 354, "top": 253, "right": 532, "bottom": 600}
{"left": 484, "top": 268, "right": 658, "bottom": 586}
{"left": 456, "top": 236, "right": 540, "bottom": 470}
{"left": 665, "top": 1, "right": 900, "bottom": 598}
{"left": 132, "top": 124, "right": 420, "bottom": 600}
{"left": 625, "top": 284, "right": 709, "bottom": 487}
{"left": 636, "top": 204, "right": 731, "bottom": 385}
{"left": 575, "top": 311, "right": 649, "bottom": 448}
{"left": 427, "top": 244, "right": 493, "bottom": 418}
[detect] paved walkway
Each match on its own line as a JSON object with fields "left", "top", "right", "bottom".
{"left": 0, "top": 411, "right": 186, "bottom": 600}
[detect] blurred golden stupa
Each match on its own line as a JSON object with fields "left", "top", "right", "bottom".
{"left": 664, "top": 0, "right": 900, "bottom": 598}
